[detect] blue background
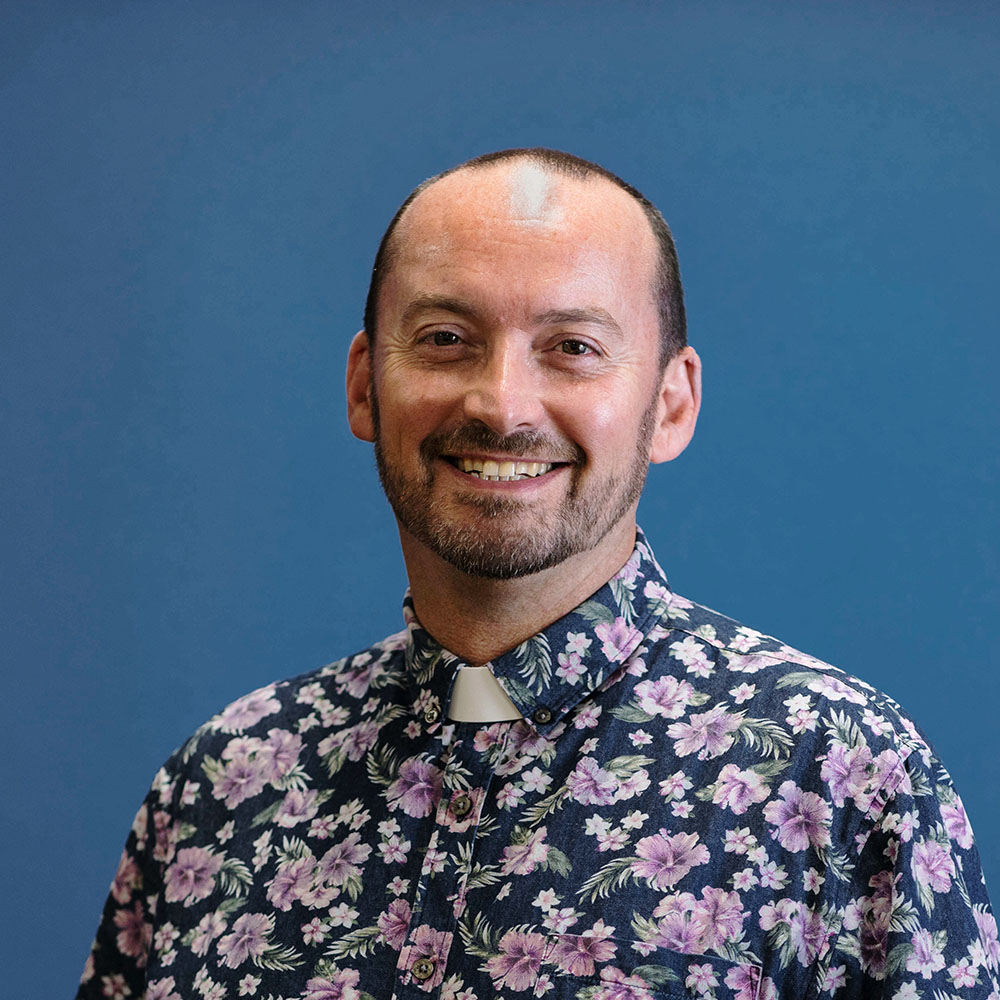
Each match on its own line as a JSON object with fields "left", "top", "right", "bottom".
{"left": 2, "top": 2, "right": 997, "bottom": 991}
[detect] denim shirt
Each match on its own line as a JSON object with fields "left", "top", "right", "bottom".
{"left": 78, "top": 529, "right": 999, "bottom": 1000}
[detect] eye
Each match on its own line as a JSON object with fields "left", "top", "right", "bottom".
{"left": 558, "top": 339, "right": 593, "bottom": 356}
{"left": 426, "top": 330, "right": 462, "bottom": 347}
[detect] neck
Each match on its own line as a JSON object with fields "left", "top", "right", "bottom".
{"left": 400, "top": 520, "right": 637, "bottom": 665}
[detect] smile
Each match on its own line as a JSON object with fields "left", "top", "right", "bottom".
{"left": 446, "top": 457, "right": 556, "bottom": 482}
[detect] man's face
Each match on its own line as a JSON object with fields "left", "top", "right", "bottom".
{"left": 360, "top": 162, "right": 667, "bottom": 580}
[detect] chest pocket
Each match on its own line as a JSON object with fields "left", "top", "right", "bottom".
{"left": 534, "top": 934, "right": 764, "bottom": 1000}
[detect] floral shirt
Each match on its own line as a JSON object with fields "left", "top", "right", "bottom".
{"left": 78, "top": 529, "right": 998, "bottom": 1000}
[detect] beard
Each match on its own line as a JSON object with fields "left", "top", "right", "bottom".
{"left": 371, "top": 388, "right": 657, "bottom": 580}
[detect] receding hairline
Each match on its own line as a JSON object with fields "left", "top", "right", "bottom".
{"left": 381, "top": 155, "right": 655, "bottom": 283}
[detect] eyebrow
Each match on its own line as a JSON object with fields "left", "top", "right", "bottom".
{"left": 400, "top": 295, "right": 624, "bottom": 337}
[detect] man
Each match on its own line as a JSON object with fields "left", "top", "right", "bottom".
{"left": 79, "top": 148, "right": 997, "bottom": 1000}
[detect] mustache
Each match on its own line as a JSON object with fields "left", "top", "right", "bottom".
{"left": 420, "top": 424, "right": 583, "bottom": 465}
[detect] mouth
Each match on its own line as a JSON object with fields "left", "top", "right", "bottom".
{"left": 443, "top": 456, "right": 562, "bottom": 482}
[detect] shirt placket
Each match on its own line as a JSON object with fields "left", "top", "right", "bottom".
{"left": 393, "top": 718, "right": 512, "bottom": 998}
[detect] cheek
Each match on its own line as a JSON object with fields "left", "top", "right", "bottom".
{"left": 374, "top": 381, "right": 463, "bottom": 460}
{"left": 559, "top": 389, "right": 646, "bottom": 460}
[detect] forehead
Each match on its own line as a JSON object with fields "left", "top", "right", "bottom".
{"left": 384, "top": 162, "right": 658, "bottom": 321}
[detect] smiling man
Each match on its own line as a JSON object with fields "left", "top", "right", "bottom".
{"left": 79, "top": 149, "right": 997, "bottom": 1000}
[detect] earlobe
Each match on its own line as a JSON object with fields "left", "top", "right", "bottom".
{"left": 648, "top": 346, "right": 702, "bottom": 464}
{"left": 346, "top": 330, "right": 376, "bottom": 443}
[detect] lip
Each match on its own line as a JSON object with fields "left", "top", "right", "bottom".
{"left": 444, "top": 453, "right": 564, "bottom": 464}
{"left": 437, "top": 456, "right": 568, "bottom": 490}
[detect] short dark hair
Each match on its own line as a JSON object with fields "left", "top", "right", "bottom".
{"left": 362, "top": 147, "right": 687, "bottom": 367}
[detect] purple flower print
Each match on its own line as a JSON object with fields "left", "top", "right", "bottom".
{"left": 820, "top": 743, "right": 873, "bottom": 807}
{"left": 591, "top": 966, "right": 656, "bottom": 1000}
{"left": 788, "top": 905, "right": 831, "bottom": 966}
{"left": 217, "top": 912, "right": 273, "bottom": 968}
{"left": 667, "top": 706, "right": 741, "bottom": 760}
{"left": 567, "top": 757, "right": 618, "bottom": 805}
{"left": 656, "top": 912, "right": 704, "bottom": 954}
{"left": 906, "top": 928, "right": 946, "bottom": 979}
{"left": 668, "top": 635, "right": 714, "bottom": 677}
{"left": 942, "top": 797, "right": 975, "bottom": 849}
{"left": 684, "top": 962, "right": 718, "bottom": 993}
{"left": 723, "top": 652, "right": 779, "bottom": 674}
{"left": 595, "top": 617, "right": 636, "bottom": 661}
{"left": 339, "top": 720, "right": 382, "bottom": 762}
{"left": 213, "top": 751, "right": 268, "bottom": 809}
{"left": 110, "top": 851, "right": 141, "bottom": 904}
{"left": 505, "top": 721, "right": 553, "bottom": 760}
{"left": 318, "top": 831, "right": 372, "bottom": 887}
{"left": 339, "top": 656, "right": 376, "bottom": 698}
{"left": 266, "top": 855, "right": 315, "bottom": 911}
{"left": 485, "top": 929, "right": 548, "bottom": 991}
{"left": 648, "top": 888, "right": 745, "bottom": 954}
{"left": 499, "top": 826, "right": 550, "bottom": 876}
{"left": 763, "top": 781, "right": 832, "bottom": 853}
{"left": 974, "top": 907, "right": 1000, "bottom": 971}
{"left": 858, "top": 911, "right": 889, "bottom": 979}
{"left": 548, "top": 931, "right": 617, "bottom": 977}
{"left": 400, "top": 924, "right": 451, "bottom": 991}
{"left": 190, "top": 911, "right": 227, "bottom": 957}
{"left": 805, "top": 674, "right": 866, "bottom": 705}
{"left": 257, "top": 728, "right": 303, "bottom": 782}
{"left": 112, "top": 901, "right": 151, "bottom": 964}
{"left": 275, "top": 789, "right": 320, "bottom": 828}
{"left": 650, "top": 893, "right": 704, "bottom": 954}
{"left": 163, "top": 846, "right": 222, "bottom": 905}
{"left": 215, "top": 685, "right": 281, "bottom": 733}
{"left": 711, "top": 764, "right": 769, "bottom": 815}
{"left": 377, "top": 899, "right": 412, "bottom": 950}
{"left": 912, "top": 838, "right": 956, "bottom": 893}
{"left": 852, "top": 749, "right": 904, "bottom": 815}
{"left": 151, "top": 808, "right": 176, "bottom": 864}
{"left": 472, "top": 724, "right": 506, "bottom": 753}
{"left": 386, "top": 758, "right": 443, "bottom": 818}
{"left": 634, "top": 676, "right": 695, "bottom": 719}
{"left": 632, "top": 830, "right": 710, "bottom": 889}
{"left": 692, "top": 887, "right": 747, "bottom": 950}
{"left": 145, "top": 978, "right": 182, "bottom": 1000}
{"left": 302, "top": 968, "right": 362, "bottom": 1000}
{"left": 724, "top": 965, "right": 773, "bottom": 1000}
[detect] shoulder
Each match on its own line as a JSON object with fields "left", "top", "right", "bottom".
{"left": 157, "top": 628, "right": 410, "bottom": 791}
{"left": 661, "top": 591, "right": 922, "bottom": 725}
{"left": 646, "top": 591, "right": 939, "bottom": 803}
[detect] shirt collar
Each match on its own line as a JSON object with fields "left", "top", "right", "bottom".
{"left": 401, "top": 527, "right": 674, "bottom": 734}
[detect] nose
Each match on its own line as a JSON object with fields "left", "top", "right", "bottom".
{"left": 460, "top": 340, "right": 544, "bottom": 436}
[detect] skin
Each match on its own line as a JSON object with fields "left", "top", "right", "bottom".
{"left": 346, "top": 161, "right": 701, "bottom": 665}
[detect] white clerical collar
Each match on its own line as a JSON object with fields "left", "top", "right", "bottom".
{"left": 447, "top": 665, "right": 523, "bottom": 722}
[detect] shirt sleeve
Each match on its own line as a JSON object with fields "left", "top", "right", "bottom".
{"left": 823, "top": 736, "right": 999, "bottom": 998}
{"left": 76, "top": 764, "right": 177, "bottom": 999}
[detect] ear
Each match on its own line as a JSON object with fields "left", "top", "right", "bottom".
{"left": 648, "top": 346, "right": 702, "bottom": 464}
{"left": 346, "top": 330, "right": 376, "bottom": 443}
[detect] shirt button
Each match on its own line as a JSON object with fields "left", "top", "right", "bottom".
{"left": 532, "top": 706, "right": 553, "bottom": 725}
{"left": 451, "top": 793, "right": 472, "bottom": 818}
{"left": 411, "top": 957, "right": 435, "bottom": 981}
{"left": 423, "top": 707, "right": 440, "bottom": 725}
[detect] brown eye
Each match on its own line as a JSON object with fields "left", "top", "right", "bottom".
{"left": 559, "top": 339, "right": 591, "bottom": 355}
{"left": 430, "top": 330, "right": 461, "bottom": 346}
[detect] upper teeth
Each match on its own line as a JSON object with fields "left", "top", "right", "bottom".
{"left": 456, "top": 458, "right": 554, "bottom": 481}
